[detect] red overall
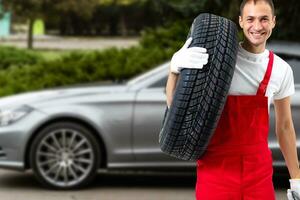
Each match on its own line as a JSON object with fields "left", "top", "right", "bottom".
{"left": 196, "top": 51, "right": 275, "bottom": 200}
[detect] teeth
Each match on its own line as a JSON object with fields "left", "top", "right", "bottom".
{"left": 250, "top": 32, "right": 264, "bottom": 38}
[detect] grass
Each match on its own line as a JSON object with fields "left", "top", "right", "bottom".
{"left": 0, "top": 44, "right": 94, "bottom": 61}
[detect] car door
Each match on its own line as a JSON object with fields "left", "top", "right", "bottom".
{"left": 132, "top": 75, "right": 183, "bottom": 162}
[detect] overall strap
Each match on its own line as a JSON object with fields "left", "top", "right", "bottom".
{"left": 256, "top": 51, "right": 274, "bottom": 96}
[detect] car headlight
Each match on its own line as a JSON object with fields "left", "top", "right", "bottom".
{"left": 0, "top": 105, "right": 33, "bottom": 126}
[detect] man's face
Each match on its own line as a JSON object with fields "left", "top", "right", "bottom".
{"left": 239, "top": 1, "right": 276, "bottom": 49}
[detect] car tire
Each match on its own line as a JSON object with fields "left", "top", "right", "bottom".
{"left": 159, "top": 13, "right": 239, "bottom": 161}
{"left": 30, "top": 122, "right": 101, "bottom": 189}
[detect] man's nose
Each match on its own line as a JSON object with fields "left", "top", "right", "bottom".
{"left": 253, "top": 20, "right": 263, "bottom": 31}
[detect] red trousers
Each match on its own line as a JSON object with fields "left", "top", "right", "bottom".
{"left": 195, "top": 151, "right": 275, "bottom": 199}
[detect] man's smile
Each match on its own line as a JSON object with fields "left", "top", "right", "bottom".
{"left": 250, "top": 31, "right": 266, "bottom": 38}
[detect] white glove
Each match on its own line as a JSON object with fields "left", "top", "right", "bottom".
{"left": 288, "top": 179, "right": 300, "bottom": 200}
{"left": 170, "top": 37, "right": 209, "bottom": 74}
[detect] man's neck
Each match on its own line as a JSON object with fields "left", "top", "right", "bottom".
{"left": 241, "top": 40, "right": 266, "bottom": 54}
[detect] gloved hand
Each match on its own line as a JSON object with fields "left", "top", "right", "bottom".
{"left": 170, "top": 37, "right": 209, "bottom": 74}
{"left": 287, "top": 179, "right": 300, "bottom": 200}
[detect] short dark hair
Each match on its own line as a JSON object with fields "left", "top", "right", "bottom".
{"left": 240, "top": 0, "right": 275, "bottom": 16}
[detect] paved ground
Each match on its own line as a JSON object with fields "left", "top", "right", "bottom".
{"left": 0, "top": 169, "right": 290, "bottom": 200}
{"left": 0, "top": 35, "right": 139, "bottom": 50}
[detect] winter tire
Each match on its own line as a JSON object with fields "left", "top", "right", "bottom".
{"left": 30, "top": 122, "right": 101, "bottom": 189}
{"left": 159, "top": 13, "right": 239, "bottom": 161}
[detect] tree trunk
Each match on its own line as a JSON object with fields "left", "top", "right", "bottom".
{"left": 109, "top": 5, "right": 119, "bottom": 36}
{"left": 120, "top": 11, "right": 127, "bottom": 36}
{"left": 27, "top": 18, "right": 34, "bottom": 49}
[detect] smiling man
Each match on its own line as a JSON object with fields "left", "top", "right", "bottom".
{"left": 166, "top": 0, "right": 300, "bottom": 199}
{"left": 239, "top": 0, "right": 275, "bottom": 53}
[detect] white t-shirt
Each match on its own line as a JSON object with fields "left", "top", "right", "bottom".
{"left": 229, "top": 44, "right": 295, "bottom": 107}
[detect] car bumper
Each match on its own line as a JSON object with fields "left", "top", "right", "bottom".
{"left": 0, "top": 110, "right": 47, "bottom": 170}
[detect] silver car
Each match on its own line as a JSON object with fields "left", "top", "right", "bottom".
{"left": 0, "top": 41, "right": 299, "bottom": 189}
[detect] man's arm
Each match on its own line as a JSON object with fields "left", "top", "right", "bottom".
{"left": 274, "top": 96, "right": 300, "bottom": 178}
{"left": 166, "top": 70, "right": 179, "bottom": 108}
{"left": 165, "top": 37, "right": 208, "bottom": 108}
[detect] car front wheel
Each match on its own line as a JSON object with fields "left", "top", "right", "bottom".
{"left": 30, "top": 122, "right": 101, "bottom": 189}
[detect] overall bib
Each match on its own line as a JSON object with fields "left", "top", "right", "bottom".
{"left": 195, "top": 51, "right": 275, "bottom": 200}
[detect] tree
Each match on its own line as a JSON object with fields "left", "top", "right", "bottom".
{"left": 3, "top": 0, "right": 44, "bottom": 49}
{"left": 99, "top": 0, "right": 146, "bottom": 36}
{"left": 273, "top": 0, "right": 300, "bottom": 41}
{"left": 2, "top": 0, "right": 98, "bottom": 49}
{"left": 0, "top": 0, "right": 4, "bottom": 19}
{"left": 51, "top": 0, "right": 98, "bottom": 19}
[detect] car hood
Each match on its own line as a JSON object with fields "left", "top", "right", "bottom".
{"left": 0, "top": 84, "right": 129, "bottom": 108}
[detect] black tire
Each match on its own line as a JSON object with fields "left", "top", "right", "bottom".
{"left": 159, "top": 13, "right": 238, "bottom": 161}
{"left": 30, "top": 122, "right": 101, "bottom": 189}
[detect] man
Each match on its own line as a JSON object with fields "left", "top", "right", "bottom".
{"left": 166, "top": 0, "right": 300, "bottom": 199}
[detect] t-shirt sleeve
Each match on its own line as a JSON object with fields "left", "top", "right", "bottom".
{"left": 273, "top": 63, "right": 295, "bottom": 100}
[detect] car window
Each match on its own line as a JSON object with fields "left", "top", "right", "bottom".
{"left": 149, "top": 76, "right": 167, "bottom": 88}
{"left": 147, "top": 55, "right": 300, "bottom": 87}
{"left": 280, "top": 55, "right": 300, "bottom": 84}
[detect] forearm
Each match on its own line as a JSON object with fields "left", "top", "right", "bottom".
{"left": 166, "top": 69, "right": 179, "bottom": 108}
{"left": 276, "top": 126, "right": 300, "bottom": 179}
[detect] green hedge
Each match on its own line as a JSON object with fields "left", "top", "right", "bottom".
{"left": 140, "top": 20, "right": 189, "bottom": 50}
{"left": 0, "top": 22, "right": 188, "bottom": 97}
{"left": 0, "top": 46, "right": 43, "bottom": 70}
{"left": 0, "top": 46, "right": 173, "bottom": 97}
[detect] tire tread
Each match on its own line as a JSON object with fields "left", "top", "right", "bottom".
{"left": 159, "top": 13, "right": 238, "bottom": 161}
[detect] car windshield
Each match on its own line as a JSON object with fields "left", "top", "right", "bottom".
{"left": 126, "top": 62, "right": 169, "bottom": 86}
{"left": 126, "top": 49, "right": 300, "bottom": 86}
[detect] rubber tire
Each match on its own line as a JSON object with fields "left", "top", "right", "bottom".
{"left": 159, "top": 13, "right": 238, "bottom": 161}
{"left": 30, "top": 122, "right": 101, "bottom": 189}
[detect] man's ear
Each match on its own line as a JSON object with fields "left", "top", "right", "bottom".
{"left": 272, "top": 16, "right": 276, "bottom": 28}
{"left": 239, "top": 16, "right": 243, "bottom": 29}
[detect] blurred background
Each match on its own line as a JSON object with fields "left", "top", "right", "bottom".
{"left": 0, "top": 0, "right": 299, "bottom": 97}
